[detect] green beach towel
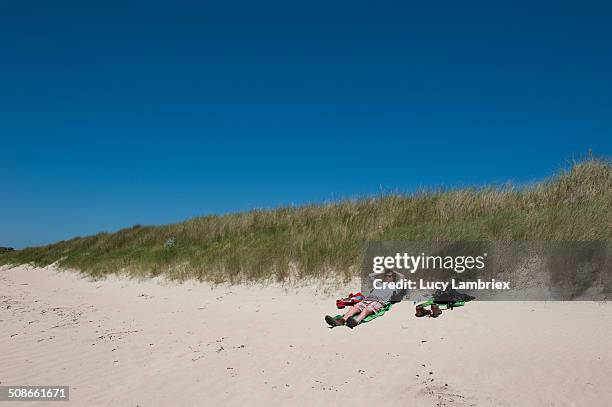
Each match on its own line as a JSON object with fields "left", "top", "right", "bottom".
{"left": 418, "top": 299, "right": 466, "bottom": 309}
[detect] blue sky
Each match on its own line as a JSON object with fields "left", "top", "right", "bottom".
{"left": 1, "top": 1, "right": 611, "bottom": 248}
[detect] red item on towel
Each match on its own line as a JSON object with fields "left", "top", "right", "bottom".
{"left": 336, "top": 292, "right": 364, "bottom": 309}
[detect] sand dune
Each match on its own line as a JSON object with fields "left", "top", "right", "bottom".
{"left": 1, "top": 265, "right": 611, "bottom": 406}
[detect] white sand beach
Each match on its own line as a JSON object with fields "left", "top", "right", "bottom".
{"left": 1, "top": 265, "right": 611, "bottom": 406}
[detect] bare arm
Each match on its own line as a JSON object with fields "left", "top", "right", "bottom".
{"left": 368, "top": 272, "right": 384, "bottom": 283}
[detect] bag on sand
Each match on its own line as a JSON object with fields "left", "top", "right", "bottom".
{"left": 422, "top": 289, "right": 475, "bottom": 310}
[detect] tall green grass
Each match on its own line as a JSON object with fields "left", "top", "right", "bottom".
{"left": 2, "top": 159, "right": 611, "bottom": 283}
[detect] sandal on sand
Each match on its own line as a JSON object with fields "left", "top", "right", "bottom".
{"left": 415, "top": 306, "right": 431, "bottom": 317}
{"left": 346, "top": 317, "right": 359, "bottom": 328}
{"left": 431, "top": 304, "right": 442, "bottom": 318}
{"left": 325, "top": 315, "right": 345, "bottom": 327}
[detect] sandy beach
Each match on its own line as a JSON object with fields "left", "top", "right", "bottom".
{"left": 1, "top": 265, "right": 611, "bottom": 406}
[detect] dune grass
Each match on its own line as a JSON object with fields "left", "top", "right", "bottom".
{"left": 2, "top": 159, "right": 611, "bottom": 283}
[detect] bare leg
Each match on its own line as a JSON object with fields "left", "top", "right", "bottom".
{"left": 353, "top": 307, "right": 374, "bottom": 323}
{"left": 342, "top": 306, "right": 361, "bottom": 320}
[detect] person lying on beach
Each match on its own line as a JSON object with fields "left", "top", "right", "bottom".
{"left": 325, "top": 269, "right": 406, "bottom": 328}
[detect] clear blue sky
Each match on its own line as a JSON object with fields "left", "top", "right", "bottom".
{"left": 1, "top": 1, "right": 611, "bottom": 248}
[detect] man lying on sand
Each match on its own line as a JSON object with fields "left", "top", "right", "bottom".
{"left": 325, "top": 269, "right": 406, "bottom": 328}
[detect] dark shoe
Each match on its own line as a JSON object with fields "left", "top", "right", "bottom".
{"left": 415, "top": 306, "right": 431, "bottom": 317}
{"left": 431, "top": 304, "right": 442, "bottom": 318}
{"left": 325, "top": 315, "right": 345, "bottom": 327}
{"left": 346, "top": 316, "right": 359, "bottom": 328}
